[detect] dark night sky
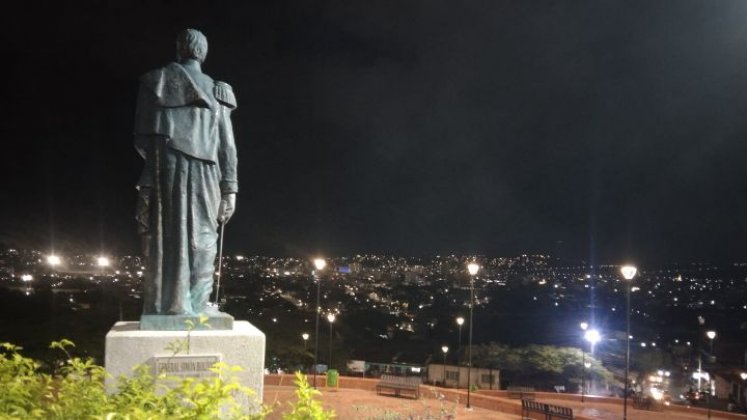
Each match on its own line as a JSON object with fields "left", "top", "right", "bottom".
{"left": 2, "top": 1, "right": 747, "bottom": 263}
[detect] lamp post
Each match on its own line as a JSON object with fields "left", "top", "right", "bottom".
{"left": 706, "top": 330, "right": 716, "bottom": 355}
{"left": 312, "top": 258, "right": 326, "bottom": 388}
{"left": 580, "top": 322, "right": 588, "bottom": 402}
{"left": 705, "top": 330, "right": 716, "bottom": 419}
{"left": 441, "top": 345, "right": 449, "bottom": 387}
{"left": 301, "top": 333, "right": 310, "bottom": 372}
{"left": 584, "top": 328, "right": 600, "bottom": 402}
{"left": 327, "top": 313, "right": 336, "bottom": 369}
{"left": 620, "top": 265, "right": 637, "bottom": 420}
{"left": 466, "top": 262, "right": 479, "bottom": 409}
{"left": 456, "top": 316, "right": 465, "bottom": 365}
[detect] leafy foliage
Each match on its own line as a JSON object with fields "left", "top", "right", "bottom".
{"left": 0, "top": 340, "right": 335, "bottom": 420}
{"left": 282, "top": 372, "right": 335, "bottom": 420}
{"left": 0, "top": 342, "right": 48, "bottom": 418}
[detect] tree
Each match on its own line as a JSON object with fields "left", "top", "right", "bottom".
{"left": 471, "top": 342, "right": 614, "bottom": 391}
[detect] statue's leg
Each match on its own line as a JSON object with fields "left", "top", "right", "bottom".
{"left": 141, "top": 143, "right": 161, "bottom": 314}
{"left": 161, "top": 148, "right": 194, "bottom": 315}
{"left": 190, "top": 234, "right": 218, "bottom": 313}
{"left": 188, "top": 159, "right": 221, "bottom": 313}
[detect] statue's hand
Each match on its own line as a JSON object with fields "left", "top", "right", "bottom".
{"left": 136, "top": 187, "right": 151, "bottom": 234}
{"left": 218, "top": 193, "right": 236, "bottom": 224}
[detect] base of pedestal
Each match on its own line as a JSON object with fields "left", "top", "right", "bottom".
{"left": 105, "top": 320, "right": 265, "bottom": 412}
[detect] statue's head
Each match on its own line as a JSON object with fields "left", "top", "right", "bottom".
{"left": 176, "top": 29, "right": 208, "bottom": 63}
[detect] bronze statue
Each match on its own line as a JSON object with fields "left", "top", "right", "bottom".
{"left": 134, "top": 29, "right": 238, "bottom": 321}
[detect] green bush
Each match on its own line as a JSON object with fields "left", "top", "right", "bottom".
{"left": 281, "top": 372, "right": 335, "bottom": 420}
{"left": 0, "top": 340, "right": 333, "bottom": 420}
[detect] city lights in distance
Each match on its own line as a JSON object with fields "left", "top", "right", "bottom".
{"left": 313, "top": 258, "right": 326, "bottom": 271}
{"left": 47, "top": 255, "right": 61, "bottom": 266}
{"left": 97, "top": 256, "right": 110, "bottom": 267}
{"left": 21, "top": 274, "right": 33, "bottom": 282}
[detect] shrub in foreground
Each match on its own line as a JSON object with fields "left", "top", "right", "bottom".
{"left": 0, "top": 340, "right": 332, "bottom": 420}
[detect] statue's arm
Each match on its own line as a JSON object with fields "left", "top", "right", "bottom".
{"left": 217, "top": 108, "right": 238, "bottom": 224}
{"left": 215, "top": 81, "right": 238, "bottom": 195}
{"left": 217, "top": 109, "right": 238, "bottom": 195}
{"left": 215, "top": 81, "right": 238, "bottom": 223}
{"left": 134, "top": 78, "right": 159, "bottom": 235}
{"left": 134, "top": 81, "right": 160, "bottom": 158}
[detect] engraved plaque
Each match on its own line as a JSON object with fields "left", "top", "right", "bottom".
{"left": 153, "top": 354, "right": 222, "bottom": 378}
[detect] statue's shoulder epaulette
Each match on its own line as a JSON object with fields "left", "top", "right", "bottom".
{"left": 214, "top": 81, "right": 237, "bottom": 109}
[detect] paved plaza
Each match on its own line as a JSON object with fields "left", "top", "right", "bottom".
{"left": 263, "top": 385, "right": 745, "bottom": 420}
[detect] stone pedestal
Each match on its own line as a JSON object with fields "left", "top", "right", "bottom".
{"left": 105, "top": 320, "right": 265, "bottom": 411}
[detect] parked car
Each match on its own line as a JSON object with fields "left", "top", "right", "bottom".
{"left": 684, "top": 389, "right": 708, "bottom": 405}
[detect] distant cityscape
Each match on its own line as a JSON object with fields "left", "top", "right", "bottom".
{"left": 1, "top": 247, "right": 747, "bottom": 402}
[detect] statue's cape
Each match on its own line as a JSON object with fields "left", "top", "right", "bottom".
{"left": 139, "top": 63, "right": 237, "bottom": 109}
{"left": 140, "top": 63, "right": 214, "bottom": 109}
{"left": 134, "top": 63, "right": 237, "bottom": 162}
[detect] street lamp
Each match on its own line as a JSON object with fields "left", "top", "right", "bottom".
{"left": 580, "top": 322, "right": 588, "bottom": 402}
{"left": 301, "top": 333, "right": 310, "bottom": 372}
{"left": 620, "top": 264, "right": 637, "bottom": 420}
{"left": 706, "top": 330, "right": 716, "bottom": 354}
{"left": 441, "top": 345, "right": 449, "bottom": 387}
{"left": 466, "top": 262, "right": 479, "bottom": 409}
{"left": 97, "top": 256, "right": 110, "bottom": 276}
{"left": 302, "top": 333, "right": 309, "bottom": 350}
{"left": 705, "top": 330, "right": 717, "bottom": 419}
{"left": 327, "top": 313, "right": 336, "bottom": 369}
{"left": 312, "top": 258, "right": 326, "bottom": 388}
{"left": 456, "top": 316, "right": 465, "bottom": 365}
{"left": 585, "top": 329, "right": 600, "bottom": 349}
{"left": 584, "top": 328, "right": 600, "bottom": 401}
